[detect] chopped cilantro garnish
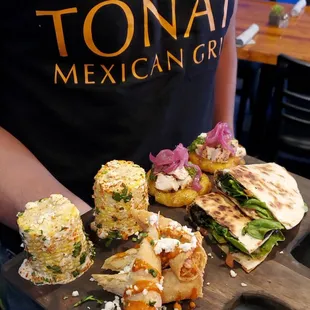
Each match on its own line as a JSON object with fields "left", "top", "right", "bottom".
{"left": 73, "top": 295, "right": 103, "bottom": 307}
{"left": 105, "top": 230, "right": 122, "bottom": 247}
{"left": 72, "top": 241, "right": 82, "bottom": 257}
{"left": 17, "top": 212, "right": 24, "bottom": 218}
{"left": 186, "top": 166, "right": 197, "bottom": 178}
{"left": 80, "top": 252, "right": 87, "bottom": 265}
{"left": 72, "top": 270, "right": 80, "bottom": 278}
{"left": 150, "top": 240, "right": 155, "bottom": 246}
{"left": 97, "top": 223, "right": 103, "bottom": 229}
{"left": 188, "top": 135, "right": 205, "bottom": 152}
{"left": 46, "top": 265, "right": 62, "bottom": 274}
{"left": 112, "top": 184, "right": 132, "bottom": 203}
{"left": 148, "top": 269, "right": 157, "bottom": 278}
{"left": 24, "top": 229, "right": 31, "bottom": 233}
{"left": 149, "top": 169, "right": 157, "bottom": 181}
{"left": 149, "top": 300, "right": 156, "bottom": 307}
{"left": 90, "top": 246, "right": 96, "bottom": 259}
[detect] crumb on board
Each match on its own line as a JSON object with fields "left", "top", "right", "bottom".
{"left": 230, "top": 270, "right": 237, "bottom": 278}
{"left": 280, "top": 251, "right": 284, "bottom": 254}
{"left": 89, "top": 277, "right": 95, "bottom": 282}
{"left": 241, "top": 283, "right": 247, "bottom": 287}
{"left": 72, "top": 291, "right": 79, "bottom": 297}
{"left": 63, "top": 296, "right": 68, "bottom": 300}
{"left": 207, "top": 282, "right": 210, "bottom": 286}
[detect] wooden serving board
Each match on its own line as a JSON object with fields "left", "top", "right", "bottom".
{"left": 2, "top": 157, "right": 310, "bottom": 310}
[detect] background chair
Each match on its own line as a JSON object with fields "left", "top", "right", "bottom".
{"left": 267, "top": 54, "right": 310, "bottom": 178}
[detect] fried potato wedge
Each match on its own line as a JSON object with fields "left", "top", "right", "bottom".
{"left": 189, "top": 152, "right": 245, "bottom": 174}
{"left": 147, "top": 171, "right": 211, "bottom": 208}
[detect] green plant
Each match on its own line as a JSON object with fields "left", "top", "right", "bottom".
{"left": 271, "top": 4, "right": 284, "bottom": 15}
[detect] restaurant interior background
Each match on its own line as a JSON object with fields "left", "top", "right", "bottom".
{"left": 234, "top": 0, "right": 310, "bottom": 180}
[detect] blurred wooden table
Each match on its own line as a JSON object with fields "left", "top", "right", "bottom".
{"left": 236, "top": 0, "right": 310, "bottom": 65}
{"left": 236, "top": 0, "right": 310, "bottom": 158}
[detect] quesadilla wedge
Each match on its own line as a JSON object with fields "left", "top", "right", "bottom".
{"left": 215, "top": 163, "right": 306, "bottom": 230}
{"left": 187, "top": 193, "right": 285, "bottom": 272}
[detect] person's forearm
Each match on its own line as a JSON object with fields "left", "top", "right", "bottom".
{"left": 0, "top": 127, "right": 91, "bottom": 230}
{"left": 213, "top": 6, "right": 238, "bottom": 132}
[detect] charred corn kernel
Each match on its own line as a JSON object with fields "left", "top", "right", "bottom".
{"left": 17, "top": 194, "right": 94, "bottom": 285}
{"left": 91, "top": 160, "right": 149, "bottom": 240}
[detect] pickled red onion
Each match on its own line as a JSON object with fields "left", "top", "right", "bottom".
{"left": 204, "top": 122, "right": 235, "bottom": 154}
{"left": 185, "top": 162, "right": 202, "bottom": 191}
{"left": 149, "top": 144, "right": 202, "bottom": 191}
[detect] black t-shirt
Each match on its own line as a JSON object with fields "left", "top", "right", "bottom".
{"left": 0, "top": 0, "right": 234, "bottom": 205}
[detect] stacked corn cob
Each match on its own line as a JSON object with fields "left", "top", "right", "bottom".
{"left": 91, "top": 160, "right": 149, "bottom": 240}
{"left": 17, "top": 194, "right": 95, "bottom": 285}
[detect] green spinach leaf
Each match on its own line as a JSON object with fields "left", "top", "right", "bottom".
{"left": 242, "top": 219, "right": 284, "bottom": 240}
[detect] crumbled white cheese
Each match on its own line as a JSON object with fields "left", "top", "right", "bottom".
{"left": 181, "top": 226, "right": 194, "bottom": 235}
{"left": 87, "top": 307, "right": 90, "bottom": 309}
{"left": 63, "top": 296, "right": 68, "bottom": 300}
{"left": 103, "top": 301, "right": 115, "bottom": 310}
{"left": 199, "top": 132, "right": 207, "bottom": 138}
{"left": 20, "top": 243, "right": 24, "bottom": 248}
{"left": 134, "top": 231, "right": 139, "bottom": 236}
{"left": 280, "top": 251, "right": 284, "bottom": 254}
{"left": 208, "top": 253, "right": 214, "bottom": 258}
{"left": 156, "top": 283, "right": 164, "bottom": 291}
{"left": 149, "top": 214, "right": 159, "bottom": 226}
{"left": 89, "top": 277, "right": 95, "bottom": 282}
{"left": 206, "top": 282, "right": 210, "bottom": 286}
{"left": 101, "top": 296, "right": 121, "bottom": 310}
{"left": 241, "top": 282, "right": 248, "bottom": 287}
{"left": 142, "top": 289, "right": 148, "bottom": 296}
{"left": 230, "top": 270, "right": 237, "bottom": 278}
{"left": 134, "top": 285, "right": 138, "bottom": 291}
{"left": 168, "top": 221, "right": 179, "bottom": 229}
{"left": 123, "top": 265, "right": 131, "bottom": 273}
{"left": 176, "top": 227, "right": 182, "bottom": 231}
{"left": 179, "top": 242, "right": 192, "bottom": 252}
{"left": 125, "top": 290, "right": 132, "bottom": 296}
{"left": 154, "top": 238, "right": 180, "bottom": 255}
{"left": 72, "top": 291, "right": 79, "bottom": 297}
{"left": 160, "top": 276, "right": 164, "bottom": 285}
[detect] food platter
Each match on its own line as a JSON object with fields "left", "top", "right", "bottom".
{"left": 2, "top": 157, "right": 310, "bottom": 310}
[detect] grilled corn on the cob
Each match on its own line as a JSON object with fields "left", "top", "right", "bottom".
{"left": 17, "top": 194, "right": 94, "bottom": 285}
{"left": 91, "top": 160, "right": 149, "bottom": 240}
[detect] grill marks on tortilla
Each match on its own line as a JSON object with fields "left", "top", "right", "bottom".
{"left": 196, "top": 193, "right": 250, "bottom": 237}
{"left": 223, "top": 163, "right": 305, "bottom": 229}
{"left": 194, "top": 193, "right": 272, "bottom": 253}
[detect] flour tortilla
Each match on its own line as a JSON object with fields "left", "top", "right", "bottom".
{"left": 131, "top": 210, "right": 207, "bottom": 281}
{"left": 93, "top": 269, "right": 203, "bottom": 304}
{"left": 192, "top": 193, "right": 272, "bottom": 253}
{"left": 215, "top": 163, "right": 306, "bottom": 229}
{"left": 219, "top": 245, "right": 270, "bottom": 273}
